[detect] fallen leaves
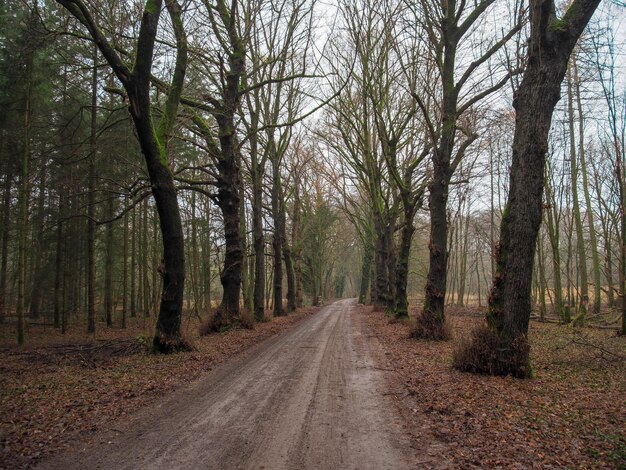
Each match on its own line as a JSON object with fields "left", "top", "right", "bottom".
{"left": 360, "top": 305, "right": 626, "bottom": 469}
{"left": 0, "top": 307, "right": 319, "bottom": 468}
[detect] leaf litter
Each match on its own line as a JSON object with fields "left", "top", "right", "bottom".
{"left": 0, "top": 307, "right": 319, "bottom": 469}
{"left": 359, "top": 304, "right": 625, "bottom": 469}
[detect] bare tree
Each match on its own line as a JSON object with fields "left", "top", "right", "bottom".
{"left": 57, "top": 0, "right": 189, "bottom": 352}
{"left": 456, "top": 0, "right": 602, "bottom": 377}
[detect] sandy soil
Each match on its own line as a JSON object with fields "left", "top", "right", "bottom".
{"left": 38, "top": 299, "right": 413, "bottom": 470}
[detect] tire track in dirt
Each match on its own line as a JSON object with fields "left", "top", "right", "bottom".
{"left": 39, "top": 299, "right": 413, "bottom": 469}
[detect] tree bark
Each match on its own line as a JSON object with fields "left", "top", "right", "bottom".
{"left": 215, "top": 141, "right": 243, "bottom": 322}
{"left": 28, "top": 162, "right": 47, "bottom": 319}
{"left": 17, "top": 34, "right": 34, "bottom": 346}
{"left": 477, "top": 0, "right": 601, "bottom": 376}
{"left": 293, "top": 187, "right": 304, "bottom": 308}
{"left": 57, "top": 0, "right": 189, "bottom": 351}
{"left": 284, "top": 244, "right": 296, "bottom": 312}
{"left": 251, "top": 159, "right": 265, "bottom": 320}
{"left": 418, "top": 35, "right": 457, "bottom": 338}
{"left": 130, "top": 205, "right": 137, "bottom": 318}
{"left": 53, "top": 190, "right": 65, "bottom": 329}
{"left": 271, "top": 152, "right": 284, "bottom": 317}
{"left": 545, "top": 176, "right": 566, "bottom": 320}
{"left": 358, "top": 225, "right": 373, "bottom": 304}
{"left": 0, "top": 160, "right": 12, "bottom": 322}
{"left": 385, "top": 222, "right": 397, "bottom": 311}
{"left": 566, "top": 64, "right": 588, "bottom": 323}
{"left": 122, "top": 200, "right": 128, "bottom": 328}
{"left": 373, "top": 213, "right": 390, "bottom": 308}
{"left": 104, "top": 195, "right": 115, "bottom": 327}
{"left": 572, "top": 58, "right": 601, "bottom": 314}
{"left": 86, "top": 42, "right": 98, "bottom": 335}
{"left": 394, "top": 215, "right": 415, "bottom": 317}
{"left": 239, "top": 183, "right": 253, "bottom": 315}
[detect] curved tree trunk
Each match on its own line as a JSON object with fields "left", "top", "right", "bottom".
{"left": 57, "top": 0, "right": 189, "bottom": 351}
{"left": 463, "top": 0, "right": 601, "bottom": 377}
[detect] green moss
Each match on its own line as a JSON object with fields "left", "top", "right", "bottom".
{"left": 548, "top": 18, "right": 568, "bottom": 33}
{"left": 144, "top": 0, "right": 158, "bottom": 14}
{"left": 150, "top": 120, "right": 170, "bottom": 169}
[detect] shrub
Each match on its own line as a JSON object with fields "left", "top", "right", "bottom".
{"left": 410, "top": 312, "right": 452, "bottom": 340}
{"left": 151, "top": 334, "right": 193, "bottom": 354}
{"left": 238, "top": 310, "right": 255, "bottom": 330}
{"left": 199, "top": 308, "right": 256, "bottom": 335}
{"left": 453, "top": 324, "right": 532, "bottom": 378}
{"left": 199, "top": 310, "right": 228, "bottom": 336}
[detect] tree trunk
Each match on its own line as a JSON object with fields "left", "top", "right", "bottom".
{"left": 567, "top": 65, "right": 588, "bottom": 323}
{"left": 251, "top": 166, "right": 265, "bottom": 320}
{"left": 28, "top": 163, "right": 47, "bottom": 319}
{"left": 239, "top": 184, "right": 252, "bottom": 314}
{"left": 284, "top": 245, "right": 296, "bottom": 312}
{"left": 487, "top": 59, "right": 567, "bottom": 370}
{"left": 615, "top": 142, "right": 626, "bottom": 335}
{"left": 122, "top": 201, "right": 128, "bottom": 328}
{"left": 395, "top": 213, "right": 415, "bottom": 318}
{"left": 358, "top": 226, "right": 373, "bottom": 304}
{"left": 57, "top": 0, "right": 189, "bottom": 351}
{"left": 457, "top": 202, "right": 471, "bottom": 307}
{"left": 17, "top": 52, "right": 33, "bottom": 346}
{"left": 417, "top": 27, "right": 458, "bottom": 339}
{"left": 270, "top": 155, "right": 286, "bottom": 317}
{"left": 572, "top": 57, "right": 601, "bottom": 314}
{"left": 53, "top": 191, "right": 65, "bottom": 329}
{"left": 0, "top": 161, "right": 12, "bottom": 322}
{"left": 373, "top": 213, "right": 390, "bottom": 308}
{"left": 545, "top": 178, "right": 566, "bottom": 320}
{"left": 418, "top": 161, "right": 451, "bottom": 338}
{"left": 141, "top": 199, "right": 149, "bottom": 317}
{"left": 130, "top": 205, "right": 137, "bottom": 318}
{"left": 474, "top": 0, "right": 601, "bottom": 377}
{"left": 86, "top": 43, "right": 98, "bottom": 335}
{"left": 215, "top": 145, "right": 243, "bottom": 322}
{"left": 281, "top": 191, "right": 296, "bottom": 312}
{"left": 190, "top": 190, "right": 201, "bottom": 317}
{"left": 385, "top": 222, "right": 397, "bottom": 311}
{"left": 537, "top": 231, "right": 548, "bottom": 321}
{"left": 205, "top": 197, "right": 213, "bottom": 313}
{"left": 131, "top": 118, "right": 185, "bottom": 349}
{"left": 292, "top": 188, "right": 304, "bottom": 308}
{"left": 604, "top": 228, "right": 615, "bottom": 307}
{"left": 104, "top": 195, "right": 115, "bottom": 327}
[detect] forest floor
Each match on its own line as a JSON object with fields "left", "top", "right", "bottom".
{"left": 0, "top": 306, "right": 320, "bottom": 468}
{"left": 1, "top": 302, "right": 625, "bottom": 469}
{"left": 363, "top": 304, "right": 626, "bottom": 469}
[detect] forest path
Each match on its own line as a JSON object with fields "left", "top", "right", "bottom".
{"left": 40, "top": 299, "right": 413, "bottom": 470}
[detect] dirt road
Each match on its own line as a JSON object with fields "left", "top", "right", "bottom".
{"left": 40, "top": 299, "right": 413, "bottom": 469}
